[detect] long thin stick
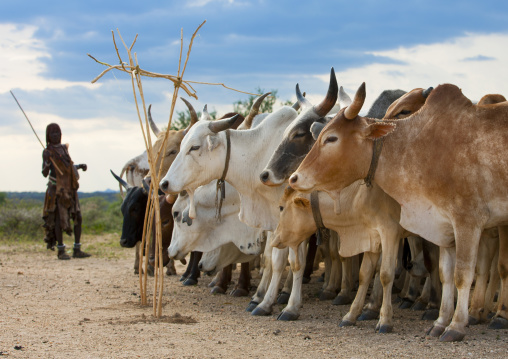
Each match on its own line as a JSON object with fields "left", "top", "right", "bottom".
{"left": 10, "top": 90, "right": 64, "bottom": 176}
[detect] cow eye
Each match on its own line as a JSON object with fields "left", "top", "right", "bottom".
{"left": 188, "top": 145, "right": 200, "bottom": 153}
{"left": 168, "top": 149, "right": 177, "bottom": 156}
{"left": 173, "top": 211, "right": 179, "bottom": 219}
{"left": 324, "top": 136, "right": 338, "bottom": 144}
{"left": 279, "top": 206, "right": 284, "bottom": 212}
{"left": 397, "top": 110, "right": 412, "bottom": 117}
{"left": 293, "top": 132, "right": 306, "bottom": 139}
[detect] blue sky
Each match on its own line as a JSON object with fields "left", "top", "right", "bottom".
{"left": 2, "top": 0, "right": 508, "bottom": 192}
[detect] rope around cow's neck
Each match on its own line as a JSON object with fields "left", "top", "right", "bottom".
{"left": 310, "top": 191, "right": 330, "bottom": 246}
{"left": 215, "top": 129, "right": 231, "bottom": 221}
{"left": 364, "top": 137, "right": 384, "bottom": 188}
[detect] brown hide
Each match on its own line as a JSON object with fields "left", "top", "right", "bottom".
{"left": 290, "top": 83, "right": 508, "bottom": 339}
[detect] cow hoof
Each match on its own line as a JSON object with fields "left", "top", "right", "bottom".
{"left": 134, "top": 269, "right": 139, "bottom": 275}
{"left": 210, "top": 286, "right": 226, "bottom": 295}
{"left": 358, "top": 309, "right": 379, "bottom": 321}
{"left": 487, "top": 312, "right": 495, "bottom": 320}
{"left": 251, "top": 306, "right": 271, "bottom": 316}
{"left": 421, "top": 309, "right": 440, "bottom": 321}
{"left": 426, "top": 324, "right": 446, "bottom": 338}
{"left": 277, "top": 311, "right": 299, "bottom": 321}
{"left": 208, "top": 280, "right": 217, "bottom": 288}
{"left": 411, "top": 301, "right": 427, "bottom": 311}
{"left": 319, "top": 290, "right": 337, "bottom": 301}
{"left": 468, "top": 315, "right": 481, "bottom": 326}
{"left": 332, "top": 295, "right": 353, "bottom": 306}
{"left": 182, "top": 278, "right": 198, "bottom": 286}
{"left": 317, "top": 275, "right": 325, "bottom": 283}
{"left": 246, "top": 301, "right": 259, "bottom": 312}
{"left": 488, "top": 316, "right": 508, "bottom": 330}
{"left": 230, "top": 288, "right": 249, "bottom": 297}
{"left": 166, "top": 269, "right": 177, "bottom": 276}
{"left": 339, "top": 320, "right": 355, "bottom": 327}
{"left": 179, "top": 275, "right": 188, "bottom": 282}
{"left": 439, "top": 329, "right": 465, "bottom": 342}
{"left": 398, "top": 299, "right": 414, "bottom": 309}
{"left": 376, "top": 324, "right": 393, "bottom": 334}
{"left": 277, "top": 292, "right": 290, "bottom": 305}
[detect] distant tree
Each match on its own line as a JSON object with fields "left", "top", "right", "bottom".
{"left": 0, "top": 192, "right": 6, "bottom": 205}
{"left": 233, "top": 87, "right": 292, "bottom": 117}
{"left": 170, "top": 87, "right": 292, "bottom": 130}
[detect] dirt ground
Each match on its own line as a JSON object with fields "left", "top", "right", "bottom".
{"left": 1, "top": 235, "right": 507, "bottom": 359}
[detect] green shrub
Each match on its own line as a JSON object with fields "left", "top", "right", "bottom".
{"left": 0, "top": 198, "right": 44, "bottom": 240}
{"left": 0, "top": 194, "right": 123, "bottom": 240}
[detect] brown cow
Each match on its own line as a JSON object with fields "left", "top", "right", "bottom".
{"left": 289, "top": 83, "right": 508, "bottom": 341}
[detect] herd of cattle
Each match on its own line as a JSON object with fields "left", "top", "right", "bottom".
{"left": 111, "top": 68, "right": 507, "bottom": 342}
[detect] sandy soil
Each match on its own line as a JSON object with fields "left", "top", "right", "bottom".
{"left": 1, "top": 235, "right": 507, "bottom": 359}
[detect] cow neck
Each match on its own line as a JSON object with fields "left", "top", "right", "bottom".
{"left": 310, "top": 191, "right": 329, "bottom": 246}
{"left": 364, "top": 137, "right": 384, "bottom": 188}
{"left": 215, "top": 129, "right": 231, "bottom": 220}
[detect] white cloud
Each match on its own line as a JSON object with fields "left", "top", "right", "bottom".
{"left": 0, "top": 24, "right": 96, "bottom": 93}
{"left": 315, "top": 32, "right": 508, "bottom": 113}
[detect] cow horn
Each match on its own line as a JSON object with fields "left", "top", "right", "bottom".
{"left": 422, "top": 87, "right": 434, "bottom": 98}
{"left": 314, "top": 67, "right": 338, "bottom": 117}
{"left": 147, "top": 105, "right": 161, "bottom": 136}
{"left": 292, "top": 91, "right": 306, "bottom": 111}
{"left": 141, "top": 178, "right": 150, "bottom": 194}
{"left": 181, "top": 97, "right": 199, "bottom": 135}
{"left": 242, "top": 92, "right": 271, "bottom": 129}
{"left": 200, "top": 105, "right": 212, "bottom": 121}
{"left": 208, "top": 114, "right": 240, "bottom": 133}
{"left": 344, "top": 82, "right": 366, "bottom": 120}
{"left": 338, "top": 86, "right": 352, "bottom": 109}
{"left": 296, "top": 84, "right": 312, "bottom": 110}
{"left": 110, "top": 169, "right": 131, "bottom": 190}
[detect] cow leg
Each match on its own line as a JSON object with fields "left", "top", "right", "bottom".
{"left": 231, "top": 262, "right": 251, "bottom": 297}
{"left": 427, "top": 246, "right": 456, "bottom": 338}
{"left": 251, "top": 246, "right": 289, "bottom": 316}
{"left": 399, "top": 237, "right": 422, "bottom": 308}
{"left": 247, "top": 233, "right": 274, "bottom": 312}
{"left": 375, "top": 231, "right": 401, "bottom": 334}
{"left": 489, "top": 225, "right": 508, "bottom": 329}
{"left": 165, "top": 258, "right": 177, "bottom": 276}
{"left": 183, "top": 251, "right": 202, "bottom": 286}
{"left": 319, "top": 237, "right": 332, "bottom": 290}
{"left": 322, "top": 233, "right": 341, "bottom": 301}
{"left": 439, "top": 227, "right": 482, "bottom": 342}
{"left": 333, "top": 256, "right": 354, "bottom": 305}
{"left": 211, "top": 264, "right": 233, "bottom": 294}
{"left": 340, "top": 251, "right": 379, "bottom": 327}
{"left": 303, "top": 234, "right": 317, "bottom": 283}
{"left": 359, "top": 262, "right": 382, "bottom": 321}
{"left": 420, "top": 240, "right": 441, "bottom": 320}
{"left": 180, "top": 252, "right": 194, "bottom": 281}
{"left": 278, "top": 267, "right": 292, "bottom": 304}
{"left": 134, "top": 242, "right": 141, "bottom": 275}
{"left": 484, "top": 243, "right": 500, "bottom": 318}
{"left": 412, "top": 277, "right": 431, "bottom": 311}
{"left": 468, "top": 237, "right": 491, "bottom": 324}
{"left": 392, "top": 239, "right": 406, "bottom": 294}
{"left": 278, "top": 241, "right": 308, "bottom": 321}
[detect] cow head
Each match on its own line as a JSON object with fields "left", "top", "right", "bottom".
{"left": 144, "top": 99, "right": 199, "bottom": 184}
{"left": 259, "top": 68, "right": 339, "bottom": 186}
{"left": 271, "top": 187, "right": 317, "bottom": 255}
{"left": 288, "top": 82, "right": 396, "bottom": 197}
{"left": 383, "top": 87, "right": 433, "bottom": 120}
{"left": 111, "top": 170, "right": 149, "bottom": 248}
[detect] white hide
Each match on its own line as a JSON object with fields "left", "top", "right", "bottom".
{"left": 199, "top": 242, "right": 260, "bottom": 275}
{"left": 160, "top": 106, "right": 298, "bottom": 231}
{"left": 168, "top": 181, "right": 263, "bottom": 260}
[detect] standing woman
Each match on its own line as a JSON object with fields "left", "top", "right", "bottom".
{"left": 42, "top": 123, "right": 91, "bottom": 260}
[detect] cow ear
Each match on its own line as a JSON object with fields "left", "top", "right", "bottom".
{"left": 293, "top": 196, "right": 310, "bottom": 209}
{"left": 310, "top": 122, "right": 325, "bottom": 140}
{"left": 364, "top": 122, "right": 396, "bottom": 140}
{"left": 207, "top": 134, "right": 220, "bottom": 151}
